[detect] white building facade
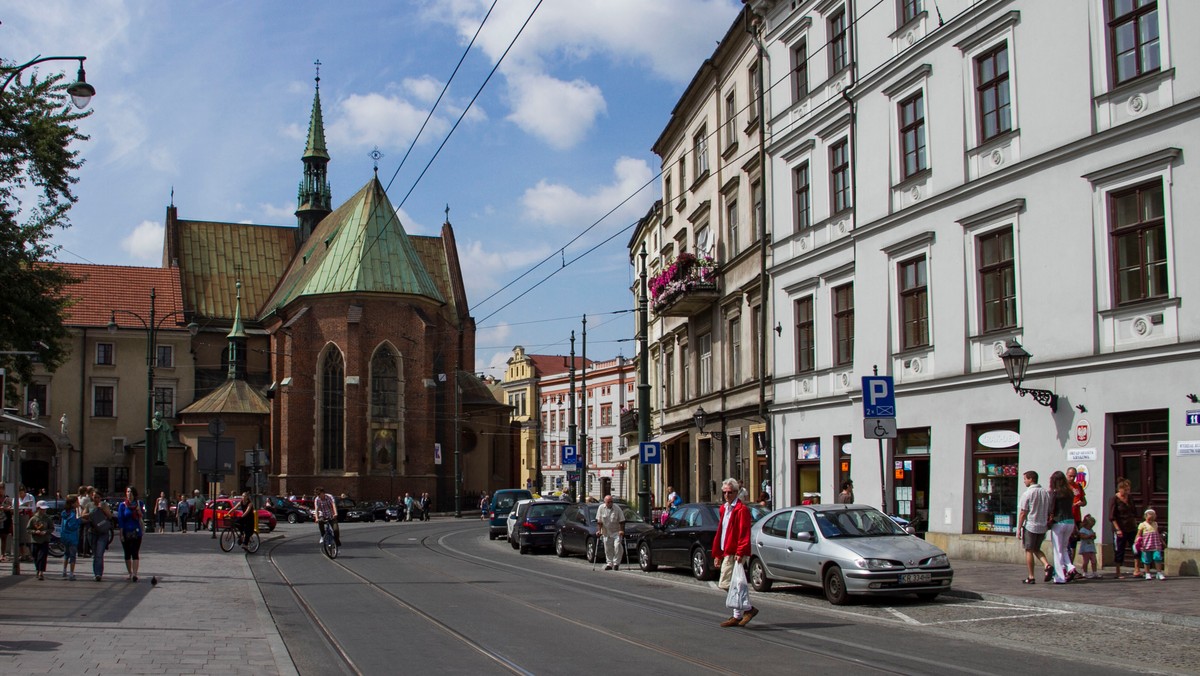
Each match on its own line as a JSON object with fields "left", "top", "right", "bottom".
{"left": 757, "top": 0, "right": 1200, "bottom": 570}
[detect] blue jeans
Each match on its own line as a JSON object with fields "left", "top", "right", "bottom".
{"left": 92, "top": 531, "right": 109, "bottom": 578}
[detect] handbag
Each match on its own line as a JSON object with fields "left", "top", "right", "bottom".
{"left": 725, "top": 562, "right": 752, "bottom": 612}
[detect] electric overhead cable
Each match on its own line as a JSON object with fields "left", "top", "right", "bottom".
{"left": 329, "top": 0, "right": 541, "bottom": 293}
{"left": 471, "top": 0, "right": 900, "bottom": 323}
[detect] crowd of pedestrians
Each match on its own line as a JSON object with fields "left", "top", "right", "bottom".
{"left": 1018, "top": 466, "right": 1165, "bottom": 585}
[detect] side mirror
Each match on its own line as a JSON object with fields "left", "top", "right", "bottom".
{"left": 905, "top": 526, "right": 916, "bottom": 535}
{"left": 796, "top": 531, "right": 814, "bottom": 542}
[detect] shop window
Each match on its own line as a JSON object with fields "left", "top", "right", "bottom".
{"left": 970, "top": 422, "right": 1020, "bottom": 534}
{"left": 835, "top": 434, "right": 852, "bottom": 492}
{"left": 793, "top": 438, "right": 821, "bottom": 505}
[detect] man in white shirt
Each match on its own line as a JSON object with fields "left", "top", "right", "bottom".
{"left": 1017, "top": 470, "right": 1053, "bottom": 584}
{"left": 595, "top": 494, "right": 626, "bottom": 571}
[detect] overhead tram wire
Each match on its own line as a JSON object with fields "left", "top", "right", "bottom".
{"left": 327, "top": 0, "right": 542, "bottom": 294}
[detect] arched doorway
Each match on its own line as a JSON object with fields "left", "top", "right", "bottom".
{"left": 18, "top": 432, "right": 61, "bottom": 496}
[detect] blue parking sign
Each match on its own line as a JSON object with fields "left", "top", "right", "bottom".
{"left": 862, "top": 376, "right": 896, "bottom": 418}
{"left": 639, "top": 441, "right": 661, "bottom": 464}
{"left": 561, "top": 444, "right": 578, "bottom": 465}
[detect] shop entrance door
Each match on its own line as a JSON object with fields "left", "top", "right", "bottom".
{"left": 893, "top": 456, "right": 930, "bottom": 534}
{"left": 1113, "top": 410, "right": 1169, "bottom": 536}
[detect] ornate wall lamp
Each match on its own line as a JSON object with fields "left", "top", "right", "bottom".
{"left": 999, "top": 339, "right": 1058, "bottom": 413}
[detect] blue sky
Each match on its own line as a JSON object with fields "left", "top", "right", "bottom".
{"left": 6, "top": 0, "right": 742, "bottom": 377}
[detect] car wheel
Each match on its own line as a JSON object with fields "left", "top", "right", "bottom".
{"left": 585, "top": 537, "right": 598, "bottom": 564}
{"left": 488, "top": 531, "right": 496, "bottom": 541}
{"left": 510, "top": 534, "right": 519, "bottom": 550}
{"left": 638, "top": 542, "right": 657, "bottom": 572}
{"left": 749, "top": 557, "right": 773, "bottom": 592}
{"left": 519, "top": 540, "right": 530, "bottom": 555}
{"left": 691, "top": 546, "right": 714, "bottom": 581}
{"left": 287, "top": 513, "right": 298, "bottom": 524}
{"left": 823, "top": 565, "right": 850, "bottom": 605}
{"left": 555, "top": 532, "right": 568, "bottom": 557}
{"left": 916, "top": 592, "right": 941, "bottom": 602}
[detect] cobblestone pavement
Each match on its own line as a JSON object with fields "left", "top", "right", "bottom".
{"left": 0, "top": 529, "right": 295, "bottom": 675}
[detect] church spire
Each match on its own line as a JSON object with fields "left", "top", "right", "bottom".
{"left": 227, "top": 281, "right": 248, "bottom": 382}
{"left": 296, "top": 59, "right": 332, "bottom": 242}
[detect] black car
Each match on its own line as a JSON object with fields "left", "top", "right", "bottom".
{"left": 637, "top": 502, "right": 770, "bottom": 581}
{"left": 554, "top": 502, "right": 654, "bottom": 563}
{"left": 361, "top": 500, "right": 394, "bottom": 522}
{"left": 262, "top": 496, "right": 312, "bottom": 524}
{"left": 513, "top": 500, "right": 569, "bottom": 554}
{"left": 338, "top": 498, "right": 374, "bottom": 523}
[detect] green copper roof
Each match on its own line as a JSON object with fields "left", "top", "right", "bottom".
{"left": 303, "top": 87, "right": 330, "bottom": 161}
{"left": 262, "top": 177, "right": 445, "bottom": 313}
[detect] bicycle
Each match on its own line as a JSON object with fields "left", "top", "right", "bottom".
{"left": 319, "top": 520, "right": 338, "bottom": 559}
{"left": 219, "top": 521, "right": 260, "bottom": 554}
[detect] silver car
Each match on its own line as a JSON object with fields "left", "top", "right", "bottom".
{"left": 749, "top": 504, "right": 953, "bottom": 605}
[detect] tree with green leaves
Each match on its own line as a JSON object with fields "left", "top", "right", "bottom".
{"left": 0, "top": 66, "right": 89, "bottom": 405}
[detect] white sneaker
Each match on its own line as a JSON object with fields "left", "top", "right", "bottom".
{"left": 1156, "top": 572, "right": 1165, "bottom": 580}
{"left": 1144, "top": 573, "right": 1153, "bottom": 580}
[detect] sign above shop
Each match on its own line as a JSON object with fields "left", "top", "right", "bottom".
{"left": 978, "top": 430, "right": 1020, "bottom": 449}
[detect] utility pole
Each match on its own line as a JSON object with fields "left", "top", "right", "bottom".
{"left": 637, "top": 245, "right": 652, "bottom": 520}
{"left": 581, "top": 315, "right": 588, "bottom": 501}
{"left": 568, "top": 332, "right": 577, "bottom": 502}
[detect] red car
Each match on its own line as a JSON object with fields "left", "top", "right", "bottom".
{"left": 200, "top": 498, "right": 277, "bottom": 532}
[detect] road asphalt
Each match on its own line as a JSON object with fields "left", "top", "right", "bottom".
{"left": 1, "top": 524, "right": 1195, "bottom": 674}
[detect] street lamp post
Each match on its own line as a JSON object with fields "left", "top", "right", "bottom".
{"left": 108, "top": 288, "right": 197, "bottom": 499}
{"left": 1, "top": 55, "right": 95, "bottom": 108}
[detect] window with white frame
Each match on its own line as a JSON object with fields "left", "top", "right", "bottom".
{"left": 749, "top": 62, "right": 762, "bottom": 121}
{"left": 724, "top": 91, "right": 737, "bottom": 150}
{"left": 96, "top": 342, "right": 114, "bottom": 365}
{"left": 678, "top": 156, "right": 687, "bottom": 192}
{"left": 726, "top": 196, "right": 740, "bottom": 257}
{"left": 93, "top": 384, "right": 115, "bottom": 417}
{"left": 665, "top": 175, "right": 673, "bottom": 209}
{"left": 699, "top": 333, "right": 712, "bottom": 395}
{"left": 153, "top": 386, "right": 175, "bottom": 418}
{"left": 899, "top": 256, "right": 930, "bottom": 350}
{"left": 25, "top": 382, "right": 48, "bottom": 418}
{"left": 898, "top": 91, "right": 927, "bottom": 179}
{"left": 792, "top": 40, "right": 808, "bottom": 103}
{"left": 664, "top": 348, "right": 675, "bottom": 406}
{"left": 680, "top": 343, "right": 690, "bottom": 402}
{"left": 899, "top": 0, "right": 921, "bottom": 26}
{"left": 728, "top": 316, "right": 742, "bottom": 385}
{"left": 975, "top": 43, "right": 1011, "bottom": 143}
{"left": 795, "top": 297, "right": 815, "bottom": 373}
{"left": 752, "top": 180, "right": 763, "bottom": 242}
{"left": 1107, "top": 0, "right": 1160, "bottom": 86}
{"left": 793, "top": 162, "right": 811, "bottom": 231}
{"left": 694, "top": 127, "right": 709, "bottom": 178}
{"left": 833, "top": 283, "right": 854, "bottom": 366}
{"left": 750, "top": 304, "right": 762, "bottom": 379}
{"left": 829, "top": 8, "right": 849, "bottom": 74}
{"left": 977, "top": 227, "right": 1017, "bottom": 332}
{"left": 1110, "top": 179, "right": 1167, "bottom": 304}
{"left": 156, "top": 344, "right": 174, "bottom": 368}
{"left": 830, "top": 139, "right": 852, "bottom": 214}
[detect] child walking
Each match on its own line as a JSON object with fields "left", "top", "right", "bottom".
{"left": 60, "top": 495, "right": 80, "bottom": 580}
{"left": 1076, "top": 514, "right": 1098, "bottom": 578}
{"left": 1135, "top": 509, "right": 1166, "bottom": 580}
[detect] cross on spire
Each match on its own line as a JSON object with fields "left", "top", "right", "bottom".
{"left": 314, "top": 59, "right": 321, "bottom": 89}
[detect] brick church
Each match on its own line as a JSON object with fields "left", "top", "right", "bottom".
{"left": 25, "top": 74, "right": 512, "bottom": 508}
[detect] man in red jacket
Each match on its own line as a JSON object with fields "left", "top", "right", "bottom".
{"left": 712, "top": 478, "right": 757, "bottom": 627}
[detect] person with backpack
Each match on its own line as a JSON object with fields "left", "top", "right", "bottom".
{"left": 90, "top": 491, "right": 114, "bottom": 581}
{"left": 59, "top": 495, "right": 81, "bottom": 580}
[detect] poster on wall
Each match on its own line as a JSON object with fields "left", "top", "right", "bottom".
{"left": 798, "top": 442, "right": 820, "bottom": 460}
{"left": 373, "top": 429, "right": 396, "bottom": 466}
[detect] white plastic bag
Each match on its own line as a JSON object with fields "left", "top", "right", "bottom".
{"left": 725, "top": 562, "right": 752, "bottom": 611}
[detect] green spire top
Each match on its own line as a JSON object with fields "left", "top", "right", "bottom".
{"left": 227, "top": 281, "right": 247, "bottom": 381}
{"left": 303, "top": 60, "right": 329, "bottom": 161}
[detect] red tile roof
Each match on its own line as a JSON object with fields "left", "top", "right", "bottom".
{"left": 529, "top": 354, "right": 591, "bottom": 377}
{"left": 56, "top": 263, "right": 187, "bottom": 329}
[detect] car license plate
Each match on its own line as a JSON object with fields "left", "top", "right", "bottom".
{"left": 900, "top": 573, "right": 931, "bottom": 584}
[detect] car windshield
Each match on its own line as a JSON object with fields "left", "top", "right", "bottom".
{"left": 814, "top": 508, "right": 906, "bottom": 538}
{"left": 528, "top": 503, "right": 567, "bottom": 519}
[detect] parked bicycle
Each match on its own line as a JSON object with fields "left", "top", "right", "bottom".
{"left": 219, "top": 521, "right": 260, "bottom": 554}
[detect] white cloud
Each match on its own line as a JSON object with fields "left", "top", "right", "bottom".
{"left": 457, "top": 237, "right": 555, "bottom": 302}
{"left": 522, "top": 156, "right": 654, "bottom": 226}
{"left": 504, "top": 72, "right": 605, "bottom": 150}
{"left": 259, "top": 203, "right": 296, "bottom": 222}
{"left": 328, "top": 92, "right": 450, "bottom": 150}
{"left": 403, "top": 76, "right": 443, "bottom": 104}
{"left": 121, "top": 220, "right": 163, "bottom": 262}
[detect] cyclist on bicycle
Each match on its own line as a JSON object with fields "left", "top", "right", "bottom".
{"left": 313, "top": 487, "right": 341, "bottom": 547}
{"left": 233, "top": 492, "right": 256, "bottom": 549}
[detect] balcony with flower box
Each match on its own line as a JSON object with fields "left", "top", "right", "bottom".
{"left": 650, "top": 253, "right": 719, "bottom": 317}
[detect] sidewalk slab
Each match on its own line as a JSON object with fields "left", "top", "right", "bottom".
{"left": 0, "top": 530, "right": 296, "bottom": 675}
{"left": 947, "top": 559, "right": 1200, "bottom": 628}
